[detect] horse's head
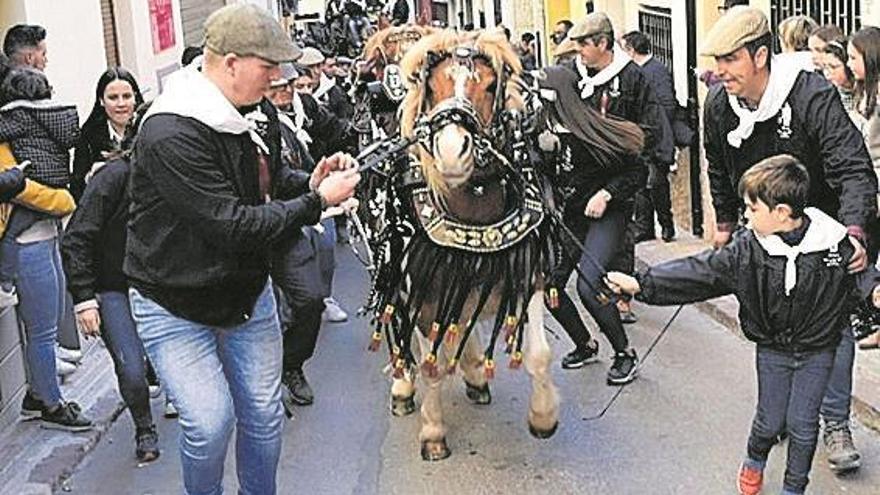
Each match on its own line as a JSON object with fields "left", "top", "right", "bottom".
{"left": 399, "top": 29, "right": 524, "bottom": 192}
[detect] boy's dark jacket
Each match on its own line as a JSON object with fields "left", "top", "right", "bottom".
{"left": 0, "top": 100, "right": 79, "bottom": 187}
{"left": 635, "top": 212, "right": 855, "bottom": 352}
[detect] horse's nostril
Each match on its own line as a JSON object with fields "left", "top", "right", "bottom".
{"left": 459, "top": 134, "right": 472, "bottom": 158}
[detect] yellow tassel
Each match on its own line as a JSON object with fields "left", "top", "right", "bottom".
{"left": 548, "top": 287, "right": 560, "bottom": 309}
{"left": 446, "top": 357, "right": 458, "bottom": 374}
{"left": 421, "top": 353, "right": 439, "bottom": 378}
{"left": 445, "top": 323, "right": 459, "bottom": 344}
{"left": 508, "top": 351, "right": 523, "bottom": 369}
{"left": 392, "top": 358, "right": 406, "bottom": 379}
{"left": 368, "top": 331, "right": 382, "bottom": 352}
{"left": 484, "top": 358, "right": 496, "bottom": 379}
{"left": 428, "top": 322, "right": 440, "bottom": 343}
{"left": 379, "top": 304, "right": 395, "bottom": 324}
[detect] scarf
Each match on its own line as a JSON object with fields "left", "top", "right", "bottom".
{"left": 313, "top": 72, "right": 337, "bottom": 101}
{"left": 144, "top": 66, "right": 269, "bottom": 154}
{"left": 754, "top": 207, "right": 847, "bottom": 295}
{"left": 574, "top": 52, "right": 631, "bottom": 99}
{"left": 726, "top": 53, "right": 805, "bottom": 148}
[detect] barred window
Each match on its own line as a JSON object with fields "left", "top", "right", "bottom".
{"left": 771, "top": 0, "right": 862, "bottom": 49}
{"left": 638, "top": 6, "right": 673, "bottom": 72}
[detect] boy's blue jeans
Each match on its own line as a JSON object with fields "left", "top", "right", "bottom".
{"left": 130, "top": 282, "right": 283, "bottom": 495}
{"left": 747, "top": 346, "right": 835, "bottom": 494}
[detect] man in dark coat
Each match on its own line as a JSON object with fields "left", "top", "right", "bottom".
{"left": 125, "top": 5, "right": 360, "bottom": 492}
{"left": 701, "top": 6, "right": 877, "bottom": 475}
{"left": 621, "top": 30, "right": 677, "bottom": 242}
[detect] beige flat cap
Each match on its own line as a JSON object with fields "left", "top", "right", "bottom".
{"left": 568, "top": 12, "right": 613, "bottom": 40}
{"left": 700, "top": 6, "right": 770, "bottom": 57}
{"left": 204, "top": 4, "right": 301, "bottom": 63}
{"left": 299, "top": 47, "right": 326, "bottom": 66}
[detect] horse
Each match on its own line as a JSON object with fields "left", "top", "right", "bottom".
{"left": 357, "top": 28, "right": 560, "bottom": 461}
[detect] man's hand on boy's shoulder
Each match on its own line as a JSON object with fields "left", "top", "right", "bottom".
{"left": 847, "top": 235, "right": 868, "bottom": 274}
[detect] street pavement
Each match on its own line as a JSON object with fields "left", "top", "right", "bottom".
{"left": 63, "top": 248, "right": 880, "bottom": 494}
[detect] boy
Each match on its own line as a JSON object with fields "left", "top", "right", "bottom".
{"left": 606, "top": 155, "right": 876, "bottom": 495}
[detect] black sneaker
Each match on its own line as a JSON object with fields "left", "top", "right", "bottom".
{"left": 135, "top": 425, "right": 160, "bottom": 463}
{"left": 282, "top": 369, "right": 314, "bottom": 406}
{"left": 607, "top": 349, "right": 639, "bottom": 385}
{"left": 40, "top": 401, "right": 93, "bottom": 432}
{"left": 20, "top": 391, "right": 43, "bottom": 421}
{"left": 561, "top": 340, "right": 600, "bottom": 369}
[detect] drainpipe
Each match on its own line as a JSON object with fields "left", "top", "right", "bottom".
{"left": 685, "top": 0, "right": 703, "bottom": 237}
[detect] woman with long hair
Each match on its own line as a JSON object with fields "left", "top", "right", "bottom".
{"left": 71, "top": 67, "right": 144, "bottom": 201}
{"left": 848, "top": 26, "right": 880, "bottom": 350}
{"left": 821, "top": 36, "right": 866, "bottom": 133}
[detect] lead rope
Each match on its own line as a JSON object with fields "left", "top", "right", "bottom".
{"left": 581, "top": 304, "right": 685, "bottom": 421}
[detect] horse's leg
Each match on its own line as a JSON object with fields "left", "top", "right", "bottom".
{"left": 389, "top": 326, "right": 419, "bottom": 417}
{"left": 459, "top": 328, "right": 491, "bottom": 405}
{"left": 524, "top": 291, "right": 559, "bottom": 438}
{"left": 416, "top": 331, "right": 450, "bottom": 461}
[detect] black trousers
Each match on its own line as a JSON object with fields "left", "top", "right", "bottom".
{"left": 633, "top": 161, "right": 674, "bottom": 235}
{"left": 272, "top": 229, "right": 327, "bottom": 372}
{"left": 548, "top": 207, "right": 630, "bottom": 353}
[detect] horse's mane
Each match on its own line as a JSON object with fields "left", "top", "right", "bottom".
{"left": 363, "top": 25, "right": 436, "bottom": 66}
{"left": 398, "top": 28, "right": 525, "bottom": 193}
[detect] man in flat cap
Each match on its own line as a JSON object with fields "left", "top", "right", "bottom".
{"left": 126, "top": 4, "right": 360, "bottom": 493}
{"left": 701, "top": 6, "right": 875, "bottom": 490}
{"left": 543, "top": 11, "right": 663, "bottom": 386}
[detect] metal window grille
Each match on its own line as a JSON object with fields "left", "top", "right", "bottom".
{"left": 638, "top": 6, "right": 673, "bottom": 72}
{"left": 771, "top": 0, "right": 862, "bottom": 47}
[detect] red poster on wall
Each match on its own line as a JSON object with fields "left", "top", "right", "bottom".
{"left": 149, "top": 0, "right": 176, "bottom": 54}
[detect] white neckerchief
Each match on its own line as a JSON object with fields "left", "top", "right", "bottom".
{"left": 574, "top": 52, "right": 631, "bottom": 99}
{"left": 313, "top": 72, "right": 336, "bottom": 101}
{"left": 143, "top": 66, "right": 269, "bottom": 154}
{"left": 290, "top": 92, "right": 312, "bottom": 145}
{"left": 754, "top": 207, "right": 847, "bottom": 295}
{"left": 726, "top": 54, "right": 805, "bottom": 148}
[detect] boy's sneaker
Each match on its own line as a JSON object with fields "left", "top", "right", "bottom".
{"left": 40, "top": 401, "right": 93, "bottom": 432}
{"left": 135, "top": 425, "right": 160, "bottom": 463}
{"left": 0, "top": 286, "right": 18, "bottom": 307}
{"left": 823, "top": 420, "right": 861, "bottom": 473}
{"left": 607, "top": 349, "right": 639, "bottom": 385}
{"left": 55, "top": 345, "right": 83, "bottom": 364}
{"left": 164, "top": 398, "right": 179, "bottom": 419}
{"left": 323, "top": 297, "right": 348, "bottom": 323}
{"left": 561, "top": 340, "right": 600, "bottom": 369}
{"left": 20, "top": 391, "right": 43, "bottom": 420}
{"left": 737, "top": 462, "right": 763, "bottom": 495}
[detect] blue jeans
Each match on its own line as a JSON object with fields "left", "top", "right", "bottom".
{"left": 16, "top": 238, "right": 66, "bottom": 407}
{"left": 820, "top": 327, "right": 855, "bottom": 423}
{"left": 98, "top": 291, "right": 153, "bottom": 430}
{"left": 747, "top": 346, "right": 835, "bottom": 493}
{"left": 0, "top": 207, "right": 48, "bottom": 289}
{"left": 130, "top": 283, "right": 284, "bottom": 495}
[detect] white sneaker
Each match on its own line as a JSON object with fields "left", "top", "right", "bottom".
{"left": 56, "top": 359, "right": 76, "bottom": 377}
{"left": 0, "top": 286, "right": 18, "bottom": 307}
{"left": 323, "top": 297, "right": 348, "bottom": 323}
{"left": 55, "top": 345, "right": 83, "bottom": 364}
{"left": 164, "top": 398, "right": 178, "bottom": 419}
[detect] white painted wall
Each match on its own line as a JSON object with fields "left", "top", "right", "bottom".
{"left": 2, "top": 0, "right": 107, "bottom": 119}
{"left": 114, "top": 0, "right": 185, "bottom": 100}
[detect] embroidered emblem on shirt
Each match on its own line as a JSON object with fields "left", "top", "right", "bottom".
{"left": 777, "top": 103, "right": 792, "bottom": 140}
{"left": 823, "top": 250, "right": 843, "bottom": 268}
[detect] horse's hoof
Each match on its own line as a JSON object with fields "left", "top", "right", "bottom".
{"left": 465, "top": 382, "right": 491, "bottom": 405}
{"left": 420, "top": 438, "right": 451, "bottom": 461}
{"left": 390, "top": 395, "right": 416, "bottom": 417}
{"left": 528, "top": 421, "right": 559, "bottom": 439}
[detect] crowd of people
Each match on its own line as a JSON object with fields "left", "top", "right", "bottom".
{"left": 0, "top": 1, "right": 878, "bottom": 494}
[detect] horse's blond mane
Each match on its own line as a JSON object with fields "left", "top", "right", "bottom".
{"left": 363, "top": 25, "right": 436, "bottom": 65}
{"left": 397, "top": 28, "right": 525, "bottom": 194}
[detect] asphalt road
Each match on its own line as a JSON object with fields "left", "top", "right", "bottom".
{"left": 63, "top": 248, "right": 880, "bottom": 494}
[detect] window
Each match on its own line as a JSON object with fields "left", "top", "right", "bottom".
{"left": 771, "top": 0, "right": 862, "bottom": 39}
{"left": 638, "top": 6, "right": 673, "bottom": 72}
